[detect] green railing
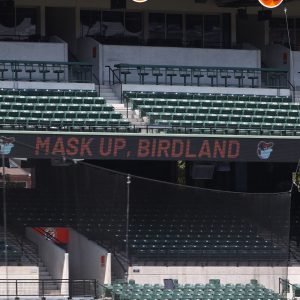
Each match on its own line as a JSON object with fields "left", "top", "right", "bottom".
{"left": 0, "top": 60, "right": 93, "bottom": 83}
{"left": 113, "top": 64, "right": 289, "bottom": 89}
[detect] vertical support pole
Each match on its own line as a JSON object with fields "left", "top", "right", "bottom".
{"left": 15, "top": 279, "right": 19, "bottom": 300}
{"left": 41, "top": 280, "right": 45, "bottom": 300}
{"left": 94, "top": 280, "right": 98, "bottom": 299}
{"left": 2, "top": 151, "right": 8, "bottom": 298}
{"left": 126, "top": 97, "right": 129, "bottom": 119}
{"left": 68, "top": 280, "right": 72, "bottom": 300}
{"left": 125, "top": 174, "right": 131, "bottom": 277}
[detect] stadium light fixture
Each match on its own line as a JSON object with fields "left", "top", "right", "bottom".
{"left": 132, "top": 0, "right": 148, "bottom": 3}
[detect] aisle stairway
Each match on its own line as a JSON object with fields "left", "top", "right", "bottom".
{"left": 0, "top": 227, "right": 60, "bottom": 295}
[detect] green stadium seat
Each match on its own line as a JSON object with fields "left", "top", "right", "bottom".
{"left": 166, "top": 68, "right": 177, "bottom": 85}
{"left": 192, "top": 68, "right": 204, "bottom": 86}
{"left": 207, "top": 69, "right": 217, "bottom": 86}
{"left": 50, "top": 118, "right": 62, "bottom": 127}
{"left": 152, "top": 67, "right": 163, "bottom": 85}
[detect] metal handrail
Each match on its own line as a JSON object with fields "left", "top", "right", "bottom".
{"left": 279, "top": 277, "right": 298, "bottom": 297}
{"left": 0, "top": 123, "right": 298, "bottom": 136}
{"left": 112, "top": 64, "right": 289, "bottom": 89}
{"left": 114, "top": 63, "right": 289, "bottom": 73}
{"left": 0, "top": 60, "right": 93, "bottom": 83}
{"left": 105, "top": 65, "right": 123, "bottom": 103}
{"left": 105, "top": 65, "right": 122, "bottom": 85}
{"left": 0, "top": 279, "right": 99, "bottom": 298}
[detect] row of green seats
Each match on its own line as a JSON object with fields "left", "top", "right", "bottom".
{"left": 134, "top": 100, "right": 299, "bottom": 110}
{"left": 125, "top": 91, "right": 291, "bottom": 102}
{"left": 106, "top": 281, "right": 283, "bottom": 300}
{"left": 141, "top": 107, "right": 299, "bottom": 117}
{"left": 0, "top": 103, "right": 114, "bottom": 112}
{"left": 131, "top": 98, "right": 295, "bottom": 110}
{"left": 140, "top": 106, "right": 299, "bottom": 118}
{"left": 155, "top": 120, "right": 300, "bottom": 132}
{"left": 0, "top": 96, "right": 105, "bottom": 105}
{"left": 148, "top": 112, "right": 300, "bottom": 124}
{"left": 0, "top": 110, "right": 121, "bottom": 119}
{"left": 0, "top": 88, "right": 97, "bottom": 97}
{"left": 1, "top": 117, "right": 130, "bottom": 127}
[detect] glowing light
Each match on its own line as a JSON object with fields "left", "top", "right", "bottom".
{"left": 132, "top": 0, "right": 148, "bottom": 3}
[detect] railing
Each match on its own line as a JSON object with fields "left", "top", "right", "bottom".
{"left": 0, "top": 60, "right": 93, "bottom": 83}
{"left": 278, "top": 277, "right": 298, "bottom": 299}
{"left": 113, "top": 63, "right": 289, "bottom": 89}
{"left": 105, "top": 65, "right": 123, "bottom": 103}
{"left": 287, "top": 78, "right": 296, "bottom": 102}
{"left": 0, "top": 279, "right": 100, "bottom": 298}
{"left": 0, "top": 123, "right": 299, "bottom": 136}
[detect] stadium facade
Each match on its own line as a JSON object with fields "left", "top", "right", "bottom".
{"left": 0, "top": 0, "right": 300, "bottom": 299}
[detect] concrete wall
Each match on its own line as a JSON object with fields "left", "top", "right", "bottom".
{"left": 0, "top": 81, "right": 95, "bottom": 91}
{"left": 290, "top": 51, "right": 300, "bottom": 89}
{"left": 263, "top": 44, "right": 300, "bottom": 89}
{"left": 0, "top": 266, "right": 39, "bottom": 296}
{"left": 263, "top": 44, "right": 289, "bottom": 70}
{"left": 77, "top": 38, "right": 261, "bottom": 84}
{"left": 77, "top": 37, "right": 101, "bottom": 82}
{"left": 0, "top": 41, "right": 68, "bottom": 82}
{"left": 0, "top": 41, "right": 68, "bottom": 62}
{"left": 102, "top": 45, "right": 261, "bottom": 85}
{"left": 128, "top": 266, "right": 287, "bottom": 292}
{"left": 26, "top": 228, "right": 69, "bottom": 294}
{"left": 120, "top": 84, "right": 290, "bottom": 99}
{"left": 68, "top": 229, "right": 111, "bottom": 285}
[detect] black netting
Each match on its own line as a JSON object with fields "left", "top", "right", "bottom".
{"left": 130, "top": 175, "right": 290, "bottom": 265}
{"left": 2, "top": 161, "right": 291, "bottom": 271}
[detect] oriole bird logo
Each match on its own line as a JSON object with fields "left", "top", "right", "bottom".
{"left": 258, "top": 0, "right": 284, "bottom": 8}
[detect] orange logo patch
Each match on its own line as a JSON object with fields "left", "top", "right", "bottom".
{"left": 258, "top": 0, "right": 284, "bottom": 8}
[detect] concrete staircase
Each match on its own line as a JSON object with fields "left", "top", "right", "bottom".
{"left": 112, "top": 103, "right": 145, "bottom": 126}
{"left": 294, "top": 90, "right": 300, "bottom": 102}
{"left": 99, "top": 84, "right": 146, "bottom": 126}
{"left": 39, "top": 262, "right": 60, "bottom": 295}
{"left": 99, "top": 85, "right": 120, "bottom": 104}
{"left": 1, "top": 228, "right": 60, "bottom": 295}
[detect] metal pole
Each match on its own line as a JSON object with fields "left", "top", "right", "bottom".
{"left": 125, "top": 174, "right": 131, "bottom": 268}
{"left": 126, "top": 97, "right": 129, "bottom": 119}
{"left": 284, "top": 7, "right": 295, "bottom": 102}
{"left": 2, "top": 151, "right": 8, "bottom": 299}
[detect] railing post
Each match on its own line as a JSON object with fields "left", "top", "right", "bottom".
{"left": 68, "top": 280, "right": 73, "bottom": 300}
{"left": 41, "top": 280, "right": 45, "bottom": 300}
{"left": 15, "top": 279, "right": 19, "bottom": 300}
{"left": 126, "top": 96, "right": 129, "bottom": 119}
{"left": 94, "top": 280, "right": 98, "bottom": 299}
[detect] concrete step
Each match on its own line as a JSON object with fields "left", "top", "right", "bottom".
{"left": 40, "top": 271, "right": 51, "bottom": 276}
{"left": 40, "top": 290, "right": 61, "bottom": 295}
{"left": 100, "top": 91, "right": 115, "bottom": 95}
{"left": 106, "top": 100, "right": 121, "bottom": 104}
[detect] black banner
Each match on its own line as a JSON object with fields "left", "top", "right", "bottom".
{"left": 0, "top": 132, "right": 299, "bottom": 162}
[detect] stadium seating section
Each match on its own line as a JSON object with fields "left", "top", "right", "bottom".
{"left": 105, "top": 280, "right": 284, "bottom": 300}
{"left": 4, "top": 190, "right": 287, "bottom": 266}
{"left": 0, "top": 88, "right": 297, "bottom": 135}
{"left": 0, "top": 89, "right": 130, "bottom": 130}
{"left": 125, "top": 91, "right": 297, "bottom": 135}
